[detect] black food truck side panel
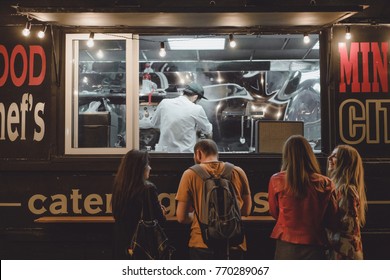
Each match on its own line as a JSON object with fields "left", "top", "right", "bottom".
{"left": 0, "top": 27, "right": 51, "bottom": 159}
{"left": 1, "top": 25, "right": 390, "bottom": 260}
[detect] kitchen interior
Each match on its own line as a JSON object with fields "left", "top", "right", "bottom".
{"left": 77, "top": 34, "right": 321, "bottom": 152}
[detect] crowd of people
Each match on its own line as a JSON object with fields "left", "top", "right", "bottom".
{"left": 111, "top": 82, "right": 367, "bottom": 260}
{"left": 111, "top": 136, "right": 367, "bottom": 260}
{"left": 268, "top": 136, "right": 367, "bottom": 260}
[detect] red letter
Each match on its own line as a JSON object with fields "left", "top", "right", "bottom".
{"left": 360, "top": 42, "right": 371, "bottom": 92}
{"left": 0, "top": 45, "right": 9, "bottom": 87}
{"left": 10, "top": 45, "right": 28, "bottom": 87}
{"left": 339, "top": 42, "right": 360, "bottom": 93}
{"left": 29, "top": 45, "right": 46, "bottom": 86}
{"left": 372, "top": 42, "right": 388, "bottom": 93}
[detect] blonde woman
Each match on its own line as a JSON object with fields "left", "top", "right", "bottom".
{"left": 327, "top": 145, "right": 367, "bottom": 259}
{"left": 268, "top": 135, "right": 338, "bottom": 259}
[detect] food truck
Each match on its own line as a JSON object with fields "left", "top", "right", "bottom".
{"left": 0, "top": 0, "right": 389, "bottom": 259}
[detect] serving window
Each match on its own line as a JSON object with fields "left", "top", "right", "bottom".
{"left": 138, "top": 35, "right": 321, "bottom": 154}
{"left": 65, "top": 33, "right": 321, "bottom": 155}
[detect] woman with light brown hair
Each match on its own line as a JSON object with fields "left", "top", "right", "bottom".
{"left": 268, "top": 135, "right": 338, "bottom": 259}
{"left": 327, "top": 144, "right": 367, "bottom": 259}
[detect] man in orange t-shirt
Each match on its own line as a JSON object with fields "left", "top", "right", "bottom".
{"left": 176, "top": 139, "right": 252, "bottom": 259}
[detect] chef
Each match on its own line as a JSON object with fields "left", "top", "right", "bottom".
{"left": 151, "top": 82, "right": 213, "bottom": 153}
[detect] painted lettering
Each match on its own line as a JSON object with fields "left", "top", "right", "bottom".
{"left": 252, "top": 192, "right": 269, "bottom": 214}
{"left": 0, "top": 93, "right": 46, "bottom": 142}
{"left": 0, "top": 44, "right": 46, "bottom": 87}
{"left": 7, "top": 103, "right": 19, "bottom": 141}
{"left": 339, "top": 99, "right": 390, "bottom": 144}
{"left": 339, "top": 42, "right": 360, "bottom": 92}
{"left": 29, "top": 45, "right": 46, "bottom": 86}
{"left": 105, "top": 194, "right": 112, "bottom": 214}
{"left": 70, "top": 189, "right": 82, "bottom": 214}
{"left": 372, "top": 43, "right": 388, "bottom": 92}
{"left": 28, "top": 190, "right": 271, "bottom": 217}
{"left": 10, "top": 45, "right": 28, "bottom": 87}
{"left": 28, "top": 194, "right": 47, "bottom": 215}
{"left": 84, "top": 194, "right": 103, "bottom": 215}
{"left": 50, "top": 194, "right": 68, "bottom": 215}
{"left": 339, "top": 42, "right": 388, "bottom": 93}
{"left": 158, "top": 192, "right": 176, "bottom": 217}
{"left": 0, "top": 45, "right": 9, "bottom": 86}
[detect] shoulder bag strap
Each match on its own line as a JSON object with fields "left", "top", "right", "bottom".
{"left": 221, "top": 162, "right": 234, "bottom": 180}
{"left": 189, "top": 164, "right": 212, "bottom": 180}
{"left": 143, "top": 186, "right": 156, "bottom": 222}
{"left": 221, "top": 162, "right": 240, "bottom": 205}
{"left": 188, "top": 164, "right": 212, "bottom": 225}
{"left": 137, "top": 189, "right": 145, "bottom": 221}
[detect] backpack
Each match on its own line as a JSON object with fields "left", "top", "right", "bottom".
{"left": 190, "top": 162, "right": 244, "bottom": 250}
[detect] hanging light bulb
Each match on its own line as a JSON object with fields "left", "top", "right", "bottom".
{"left": 345, "top": 26, "right": 351, "bottom": 40}
{"left": 37, "top": 25, "right": 47, "bottom": 39}
{"left": 159, "top": 42, "right": 166, "bottom": 57}
{"left": 97, "top": 49, "right": 104, "bottom": 59}
{"left": 22, "top": 21, "right": 31, "bottom": 37}
{"left": 229, "top": 34, "right": 236, "bottom": 48}
{"left": 87, "top": 32, "right": 95, "bottom": 48}
{"left": 303, "top": 33, "right": 310, "bottom": 44}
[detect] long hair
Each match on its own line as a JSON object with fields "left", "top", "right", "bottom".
{"left": 111, "top": 150, "right": 149, "bottom": 220}
{"left": 329, "top": 145, "right": 367, "bottom": 226}
{"left": 281, "top": 135, "right": 321, "bottom": 198}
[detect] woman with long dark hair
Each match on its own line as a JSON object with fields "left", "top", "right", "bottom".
{"left": 327, "top": 145, "right": 367, "bottom": 259}
{"left": 268, "top": 135, "right": 338, "bottom": 259}
{"left": 111, "top": 149, "right": 165, "bottom": 259}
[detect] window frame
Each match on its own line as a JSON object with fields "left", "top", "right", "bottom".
{"left": 64, "top": 33, "right": 139, "bottom": 155}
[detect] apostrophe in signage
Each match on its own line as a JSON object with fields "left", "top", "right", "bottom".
{"left": 0, "top": 93, "right": 45, "bottom": 142}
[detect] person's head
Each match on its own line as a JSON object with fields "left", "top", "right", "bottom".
{"left": 281, "top": 135, "right": 321, "bottom": 198}
{"left": 328, "top": 145, "right": 364, "bottom": 184}
{"left": 182, "top": 82, "right": 207, "bottom": 103}
{"left": 328, "top": 144, "right": 367, "bottom": 225}
{"left": 193, "top": 139, "right": 219, "bottom": 164}
{"left": 111, "top": 150, "right": 150, "bottom": 219}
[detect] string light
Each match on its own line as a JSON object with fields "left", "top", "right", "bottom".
{"left": 159, "top": 42, "right": 166, "bottom": 57}
{"left": 345, "top": 26, "right": 351, "bottom": 40}
{"left": 96, "top": 49, "right": 104, "bottom": 59}
{"left": 229, "top": 34, "right": 236, "bottom": 48}
{"left": 22, "top": 21, "right": 31, "bottom": 37}
{"left": 303, "top": 33, "right": 310, "bottom": 44}
{"left": 87, "top": 32, "right": 95, "bottom": 48}
{"left": 37, "top": 25, "right": 47, "bottom": 39}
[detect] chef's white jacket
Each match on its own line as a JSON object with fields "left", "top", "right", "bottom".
{"left": 151, "top": 95, "right": 213, "bottom": 153}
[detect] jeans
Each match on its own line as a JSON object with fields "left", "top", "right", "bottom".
{"left": 275, "top": 239, "right": 326, "bottom": 260}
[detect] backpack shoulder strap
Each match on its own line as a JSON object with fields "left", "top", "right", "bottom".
{"left": 221, "top": 162, "right": 235, "bottom": 180}
{"left": 189, "top": 164, "right": 212, "bottom": 180}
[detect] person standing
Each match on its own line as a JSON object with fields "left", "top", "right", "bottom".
{"left": 111, "top": 149, "right": 166, "bottom": 259}
{"left": 151, "top": 82, "right": 213, "bottom": 153}
{"left": 327, "top": 145, "right": 367, "bottom": 260}
{"left": 268, "top": 135, "right": 338, "bottom": 259}
{"left": 175, "top": 139, "right": 252, "bottom": 259}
